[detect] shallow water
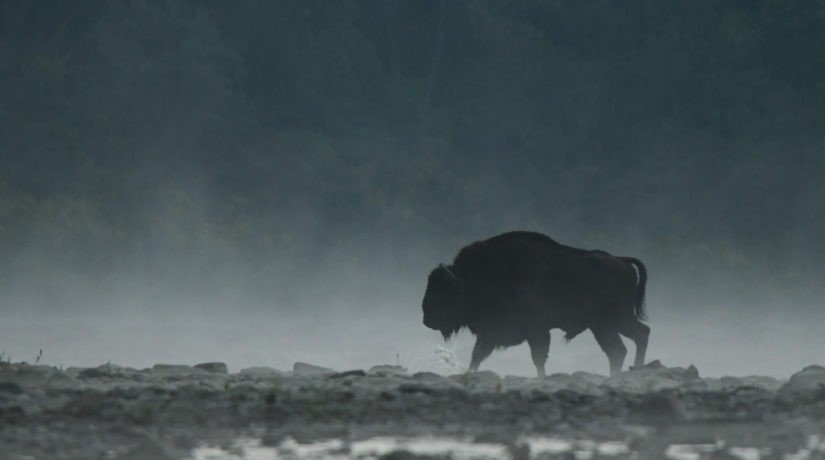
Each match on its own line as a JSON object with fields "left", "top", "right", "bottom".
{"left": 189, "top": 435, "right": 825, "bottom": 460}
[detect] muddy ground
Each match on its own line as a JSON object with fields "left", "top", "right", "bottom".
{"left": 1, "top": 360, "right": 825, "bottom": 459}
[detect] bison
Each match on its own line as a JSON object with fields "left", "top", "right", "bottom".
{"left": 421, "top": 231, "right": 649, "bottom": 377}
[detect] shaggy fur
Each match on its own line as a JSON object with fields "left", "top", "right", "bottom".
{"left": 421, "top": 231, "right": 650, "bottom": 377}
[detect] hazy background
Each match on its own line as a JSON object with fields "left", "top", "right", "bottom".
{"left": 1, "top": 0, "right": 823, "bottom": 377}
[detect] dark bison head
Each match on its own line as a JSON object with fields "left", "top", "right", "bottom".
{"left": 422, "top": 264, "right": 467, "bottom": 340}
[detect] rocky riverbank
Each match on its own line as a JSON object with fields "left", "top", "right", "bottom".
{"left": 2, "top": 360, "right": 825, "bottom": 459}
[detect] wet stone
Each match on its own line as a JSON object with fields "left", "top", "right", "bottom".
{"left": 781, "top": 364, "right": 825, "bottom": 393}
{"left": 634, "top": 359, "right": 666, "bottom": 370}
{"left": 329, "top": 370, "right": 366, "bottom": 379}
{"left": 711, "top": 375, "right": 783, "bottom": 392}
{"left": 603, "top": 362, "right": 701, "bottom": 393}
{"left": 62, "top": 393, "right": 107, "bottom": 417}
{"left": 470, "top": 370, "right": 501, "bottom": 382}
{"left": 238, "top": 367, "right": 284, "bottom": 378}
{"left": 368, "top": 365, "right": 408, "bottom": 376}
{"left": 412, "top": 372, "right": 444, "bottom": 381}
{"left": 380, "top": 450, "right": 441, "bottom": 460}
{"left": 450, "top": 370, "right": 500, "bottom": 384}
{"left": 628, "top": 393, "right": 686, "bottom": 421}
{"left": 398, "top": 383, "right": 436, "bottom": 395}
{"left": 0, "top": 364, "right": 68, "bottom": 387}
{"left": 78, "top": 367, "right": 108, "bottom": 379}
{"left": 151, "top": 364, "right": 206, "bottom": 374}
{"left": 0, "top": 381, "right": 24, "bottom": 394}
{"left": 194, "top": 362, "right": 228, "bottom": 374}
{"left": 293, "top": 362, "right": 335, "bottom": 376}
{"left": 118, "top": 435, "right": 179, "bottom": 460}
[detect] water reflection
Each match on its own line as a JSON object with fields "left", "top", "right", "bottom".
{"left": 190, "top": 435, "right": 825, "bottom": 459}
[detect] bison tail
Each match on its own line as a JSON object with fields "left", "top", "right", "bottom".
{"left": 619, "top": 256, "right": 647, "bottom": 321}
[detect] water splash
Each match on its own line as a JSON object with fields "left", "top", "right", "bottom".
{"left": 434, "top": 345, "right": 464, "bottom": 374}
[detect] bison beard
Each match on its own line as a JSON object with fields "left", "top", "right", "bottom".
{"left": 421, "top": 231, "right": 650, "bottom": 377}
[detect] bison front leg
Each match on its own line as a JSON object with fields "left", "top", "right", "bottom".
{"left": 469, "top": 338, "right": 494, "bottom": 373}
{"left": 527, "top": 332, "right": 550, "bottom": 378}
{"left": 591, "top": 328, "right": 627, "bottom": 377}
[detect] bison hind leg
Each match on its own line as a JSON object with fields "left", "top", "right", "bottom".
{"left": 618, "top": 318, "right": 650, "bottom": 368}
{"left": 591, "top": 327, "right": 627, "bottom": 377}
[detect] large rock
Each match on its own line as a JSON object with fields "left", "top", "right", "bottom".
{"left": 329, "top": 369, "right": 367, "bottom": 379}
{"left": 504, "top": 372, "right": 607, "bottom": 397}
{"left": 293, "top": 362, "right": 335, "bottom": 376}
{"left": 411, "top": 372, "right": 456, "bottom": 389}
{"left": 150, "top": 364, "right": 209, "bottom": 377}
{"left": 0, "top": 363, "right": 74, "bottom": 387}
{"left": 194, "top": 362, "right": 228, "bottom": 374}
{"left": 451, "top": 370, "right": 501, "bottom": 391}
{"left": 536, "top": 372, "right": 606, "bottom": 395}
{"left": 72, "top": 363, "right": 144, "bottom": 381}
{"left": 368, "top": 365, "right": 408, "bottom": 376}
{"left": 706, "top": 375, "right": 783, "bottom": 392}
{"left": 117, "top": 434, "right": 180, "bottom": 460}
{"left": 412, "top": 371, "right": 444, "bottom": 381}
{"left": 0, "top": 381, "right": 24, "bottom": 394}
{"left": 238, "top": 367, "right": 285, "bottom": 379}
{"left": 603, "top": 361, "right": 702, "bottom": 393}
{"left": 781, "top": 365, "right": 825, "bottom": 393}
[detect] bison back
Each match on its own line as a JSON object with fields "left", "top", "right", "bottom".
{"left": 452, "top": 232, "right": 636, "bottom": 334}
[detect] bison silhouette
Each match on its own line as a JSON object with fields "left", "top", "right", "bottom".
{"left": 422, "top": 231, "right": 649, "bottom": 377}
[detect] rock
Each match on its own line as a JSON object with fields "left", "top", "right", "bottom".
{"left": 471, "top": 370, "right": 500, "bottom": 381}
{"left": 709, "top": 375, "right": 783, "bottom": 392}
{"left": 329, "top": 370, "right": 367, "bottom": 379}
{"left": 194, "top": 362, "right": 228, "bottom": 374}
{"left": 629, "top": 393, "right": 687, "bottom": 421}
{"left": 631, "top": 359, "right": 666, "bottom": 371}
{"left": 0, "top": 363, "right": 72, "bottom": 387}
{"left": 504, "top": 375, "right": 528, "bottom": 385}
{"left": 451, "top": 370, "right": 501, "bottom": 389}
{"left": 0, "top": 381, "right": 24, "bottom": 394}
{"left": 603, "top": 363, "right": 701, "bottom": 393}
{"left": 150, "top": 364, "right": 209, "bottom": 377}
{"left": 535, "top": 373, "right": 605, "bottom": 395}
{"left": 78, "top": 367, "right": 108, "bottom": 379}
{"left": 780, "top": 365, "right": 825, "bottom": 393}
{"left": 118, "top": 435, "right": 179, "bottom": 460}
{"left": 398, "top": 383, "right": 436, "bottom": 394}
{"left": 368, "top": 365, "right": 408, "bottom": 376}
{"left": 62, "top": 392, "right": 107, "bottom": 417}
{"left": 408, "top": 372, "right": 457, "bottom": 391}
{"left": 292, "top": 362, "right": 334, "bottom": 376}
{"left": 380, "top": 451, "right": 439, "bottom": 460}
{"left": 71, "top": 364, "right": 145, "bottom": 383}
{"left": 238, "top": 367, "right": 284, "bottom": 378}
{"left": 412, "top": 371, "right": 444, "bottom": 380}
{"left": 571, "top": 371, "right": 609, "bottom": 385}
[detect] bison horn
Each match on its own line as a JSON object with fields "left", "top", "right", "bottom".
{"left": 439, "top": 263, "right": 464, "bottom": 290}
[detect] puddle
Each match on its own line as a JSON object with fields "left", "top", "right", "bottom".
{"left": 190, "top": 435, "right": 633, "bottom": 459}
{"left": 189, "top": 434, "right": 825, "bottom": 459}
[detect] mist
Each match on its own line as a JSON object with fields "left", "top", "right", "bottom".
{"left": 1, "top": 0, "right": 824, "bottom": 379}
